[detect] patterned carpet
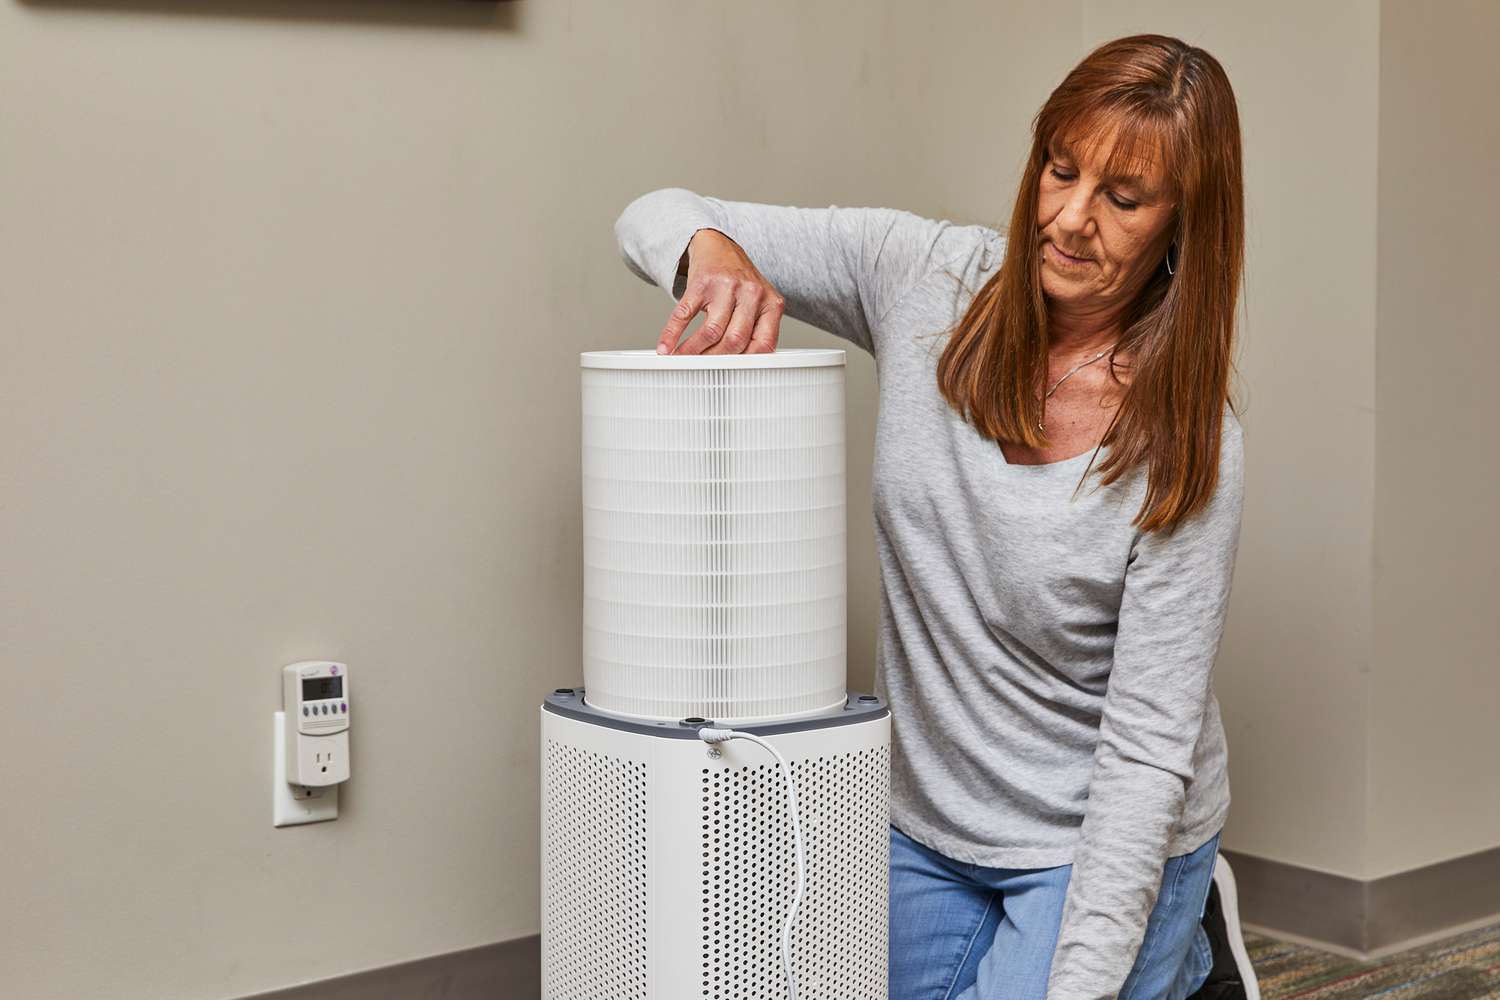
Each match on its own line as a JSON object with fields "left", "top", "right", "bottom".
{"left": 1249, "top": 921, "right": 1500, "bottom": 999}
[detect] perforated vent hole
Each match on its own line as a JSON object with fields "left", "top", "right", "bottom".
{"left": 700, "top": 744, "right": 890, "bottom": 999}
{"left": 543, "top": 740, "right": 648, "bottom": 999}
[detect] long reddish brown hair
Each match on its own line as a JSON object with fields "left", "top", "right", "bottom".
{"left": 936, "top": 34, "right": 1244, "bottom": 533}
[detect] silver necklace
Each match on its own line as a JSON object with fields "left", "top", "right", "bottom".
{"left": 1038, "top": 347, "right": 1112, "bottom": 432}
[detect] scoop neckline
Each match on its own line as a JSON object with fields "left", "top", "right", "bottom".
{"left": 997, "top": 440, "right": 1105, "bottom": 470}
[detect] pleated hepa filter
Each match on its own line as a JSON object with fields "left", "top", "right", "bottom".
{"left": 580, "top": 348, "right": 847, "bottom": 724}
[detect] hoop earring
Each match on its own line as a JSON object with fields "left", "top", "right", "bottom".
{"left": 1166, "top": 241, "right": 1178, "bottom": 276}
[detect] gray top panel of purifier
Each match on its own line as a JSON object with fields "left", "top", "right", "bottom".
{"left": 542, "top": 689, "right": 888, "bottom": 739}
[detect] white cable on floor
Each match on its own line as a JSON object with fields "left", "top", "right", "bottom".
{"left": 698, "top": 727, "right": 807, "bottom": 1000}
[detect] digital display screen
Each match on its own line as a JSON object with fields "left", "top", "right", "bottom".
{"left": 302, "top": 676, "right": 343, "bottom": 701}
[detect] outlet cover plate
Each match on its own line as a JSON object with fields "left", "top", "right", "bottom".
{"left": 273, "top": 711, "right": 339, "bottom": 827}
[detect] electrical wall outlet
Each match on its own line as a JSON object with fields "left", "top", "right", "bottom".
{"left": 273, "top": 711, "right": 338, "bottom": 827}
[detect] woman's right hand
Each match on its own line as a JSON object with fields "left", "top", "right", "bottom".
{"left": 656, "top": 229, "right": 786, "bottom": 355}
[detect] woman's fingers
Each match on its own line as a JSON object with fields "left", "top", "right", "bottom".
{"left": 673, "top": 280, "right": 738, "bottom": 355}
{"left": 746, "top": 293, "right": 784, "bottom": 354}
{"left": 703, "top": 283, "right": 764, "bottom": 355}
{"left": 655, "top": 230, "right": 783, "bottom": 356}
{"left": 657, "top": 288, "right": 703, "bottom": 355}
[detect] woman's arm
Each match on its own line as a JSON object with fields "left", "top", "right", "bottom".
{"left": 614, "top": 187, "right": 959, "bottom": 355}
{"left": 1045, "top": 414, "right": 1247, "bottom": 1000}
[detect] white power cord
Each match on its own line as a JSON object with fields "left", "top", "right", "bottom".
{"left": 698, "top": 727, "right": 807, "bottom": 1000}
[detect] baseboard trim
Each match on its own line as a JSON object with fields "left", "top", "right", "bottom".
{"left": 231, "top": 847, "right": 1500, "bottom": 996}
{"left": 1221, "top": 844, "right": 1500, "bottom": 956}
{"left": 242, "top": 934, "right": 539, "bottom": 1000}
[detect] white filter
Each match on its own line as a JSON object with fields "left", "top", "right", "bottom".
{"left": 580, "top": 349, "right": 847, "bottom": 724}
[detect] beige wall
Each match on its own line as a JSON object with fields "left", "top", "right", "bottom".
{"left": 1369, "top": 0, "right": 1500, "bottom": 877}
{"left": 1, "top": 1, "right": 1485, "bottom": 998}
{"left": 0, "top": 3, "right": 1061, "bottom": 997}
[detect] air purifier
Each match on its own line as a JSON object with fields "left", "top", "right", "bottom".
{"left": 542, "top": 348, "right": 891, "bottom": 1000}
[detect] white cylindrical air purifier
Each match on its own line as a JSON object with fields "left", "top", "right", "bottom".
{"left": 580, "top": 348, "right": 848, "bottom": 724}
{"left": 544, "top": 347, "right": 890, "bottom": 1000}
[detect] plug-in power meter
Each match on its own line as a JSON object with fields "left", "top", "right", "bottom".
{"left": 282, "top": 660, "right": 350, "bottom": 787}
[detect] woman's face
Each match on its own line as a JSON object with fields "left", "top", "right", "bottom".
{"left": 1036, "top": 124, "right": 1177, "bottom": 319}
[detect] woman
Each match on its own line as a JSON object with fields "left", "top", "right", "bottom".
{"left": 614, "top": 34, "right": 1258, "bottom": 1000}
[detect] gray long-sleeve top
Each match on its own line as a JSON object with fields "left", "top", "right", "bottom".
{"left": 613, "top": 187, "right": 1246, "bottom": 1000}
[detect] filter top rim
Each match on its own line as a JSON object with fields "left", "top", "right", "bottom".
{"left": 581, "top": 348, "right": 846, "bottom": 371}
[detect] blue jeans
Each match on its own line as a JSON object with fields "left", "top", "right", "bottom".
{"left": 889, "top": 825, "right": 1220, "bottom": 1000}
